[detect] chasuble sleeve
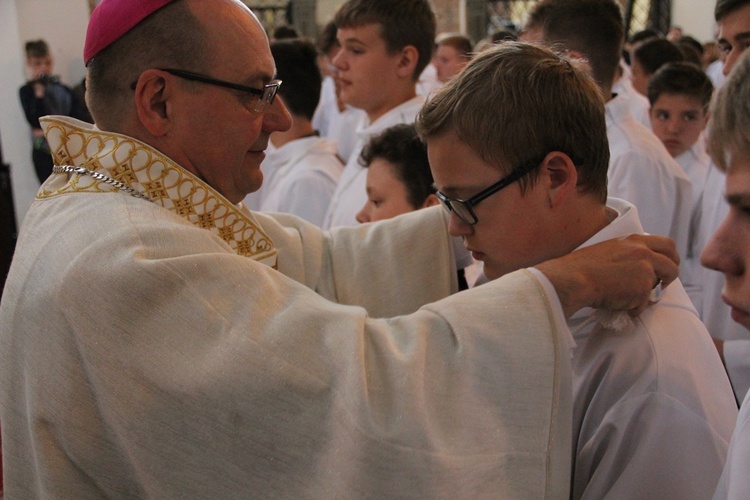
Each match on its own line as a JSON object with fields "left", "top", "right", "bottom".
{"left": 62, "top": 252, "right": 570, "bottom": 497}
{"left": 254, "top": 206, "right": 457, "bottom": 318}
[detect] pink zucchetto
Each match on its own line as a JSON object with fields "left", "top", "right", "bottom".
{"left": 84, "top": 0, "right": 178, "bottom": 65}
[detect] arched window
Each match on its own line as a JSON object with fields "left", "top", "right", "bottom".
{"left": 624, "top": 0, "right": 672, "bottom": 37}
{"left": 242, "top": 0, "right": 292, "bottom": 37}
{"left": 476, "top": 0, "right": 672, "bottom": 41}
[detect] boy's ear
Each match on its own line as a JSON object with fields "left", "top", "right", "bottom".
{"left": 565, "top": 49, "right": 598, "bottom": 81}
{"left": 542, "top": 151, "right": 578, "bottom": 207}
{"left": 395, "top": 45, "right": 419, "bottom": 79}
{"left": 422, "top": 193, "right": 440, "bottom": 208}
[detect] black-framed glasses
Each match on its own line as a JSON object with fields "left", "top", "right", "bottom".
{"left": 436, "top": 155, "right": 545, "bottom": 226}
{"left": 139, "top": 68, "right": 281, "bottom": 112}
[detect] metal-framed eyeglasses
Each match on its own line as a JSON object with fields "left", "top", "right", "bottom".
{"left": 131, "top": 68, "right": 282, "bottom": 113}
{"left": 435, "top": 155, "right": 545, "bottom": 226}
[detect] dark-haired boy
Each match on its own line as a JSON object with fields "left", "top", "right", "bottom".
{"left": 648, "top": 62, "right": 713, "bottom": 209}
{"left": 647, "top": 62, "right": 716, "bottom": 344}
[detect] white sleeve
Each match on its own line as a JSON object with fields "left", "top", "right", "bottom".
{"left": 529, "top": 267, "right": 576, "bottom": 353}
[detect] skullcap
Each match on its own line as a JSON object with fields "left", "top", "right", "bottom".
{"left": 84, "top": 0, "right": 178, "bottom": 64}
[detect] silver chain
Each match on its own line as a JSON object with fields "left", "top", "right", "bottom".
{"left": 52, "top": 165, "right": 153, "bottom": 202}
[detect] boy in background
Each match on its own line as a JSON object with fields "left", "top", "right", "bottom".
{"left": 523, "top": 0, "right": 694, "bottom": 278}
{"left": 323, "top": 0, "right": 435, "bottom": 228}
{"left": 242, "top": 38, "right": 342, "bottom": 227}
{"left": 356, "top": 124, "right": 437, "bottom": 224}
{"left": 355, "top": 124, "right": 476, "bottom": 288}
{"left": 648, "top": 62, "right": 713, "bottom": 212}
{"left": 648, "top": 62, "right": 714, "bottom": 335}
{"left": 19, "top": 39, "right": 87, "bottom": 183}
{"left": 433, "top": 33, "right": 473, "bottom": 83}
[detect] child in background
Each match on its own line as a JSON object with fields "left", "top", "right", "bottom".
{"left": 18, "top": 39, "right": 87, "bottom": 183}
{"left": 630, "top": 37, "right": 684, "bottom": 96}
{"left": 241, "top": 38, "right": 343, "bottom": 227}
{"left": 647, "top": 62, "right": 714, "bottom": 212}
{"left": 356, "top": 124, "right": 476, "bottom": 288}
{"left": 356, "top": 124, "right": 438, "bottom": 223}
{"left": 648, "top": 62, "right": 714, "bottom": 315}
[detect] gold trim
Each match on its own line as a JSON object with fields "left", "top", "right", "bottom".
{"left": 39, "top": 116, "right": 277, "bottom": 267}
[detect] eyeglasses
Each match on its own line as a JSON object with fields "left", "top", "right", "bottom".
{"left": 436, "top": 155, "right": 545, "bottom": 226}
{"left": 147, "top": 68, "right": 281, "bottom": 112}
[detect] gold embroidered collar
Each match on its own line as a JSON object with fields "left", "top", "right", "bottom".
{"left": 39, "top": 116, "right": 277, "bottom": 268}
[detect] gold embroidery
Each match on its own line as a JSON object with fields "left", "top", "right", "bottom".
{"left": 38, "top": 116, "right": 277, "bottom": 267}
{"left": 143, "top": 180, "right": 169, "bottom": 200}
{"left": 218, "top": 225, "right": 235, "bottom": 241}
{"left": 197, "top": 212, "right": 215, "bottom": 229}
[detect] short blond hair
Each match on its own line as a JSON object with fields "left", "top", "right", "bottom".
{"left": 708, "top": 50, "right": 750, "bottom": 172}
{"left": 416, "top": 42, "right": 609, "bottom": 202}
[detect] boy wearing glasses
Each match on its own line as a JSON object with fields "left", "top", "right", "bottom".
{"left": 418, "top": 42, "right": 737, "bottom": 499}
{"left": 322, "top": 0, "right": 436, "bottom": 228}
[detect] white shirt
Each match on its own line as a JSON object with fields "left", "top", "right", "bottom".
{"left": 569, "top": 198, "right": 738, "bottom": 499}
{"left": 312, "top": 76, "right": 366, "bottom": 162}
{"left": 707, "top": 59, "right": 726, "bottom": 90}
{"left": 605, "top": 95, "right": 693, "bottom": 269}
{"left": 323, "top": 96, "right": 425, "bottom": 229}
{"left": 676, "top": 134, "right": 712, "bottom": 217}
{"left": 242, "top": 136, "right": 342, "bottom": 227}
{"left": 612, "top": 74, "right": 652, "bottom": 128}
{"left": 678, "top": 135, "right": 713, "bottom": 312}
{"left": 416, "top": 63, "right": 442, "bottom": 99}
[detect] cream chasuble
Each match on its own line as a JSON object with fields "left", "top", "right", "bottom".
{"left": 0, "top": 116, "right": 572, "bottom": 498}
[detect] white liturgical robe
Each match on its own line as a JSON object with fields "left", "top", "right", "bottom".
{"left": 241, "top": 135, "right": 342, "bottom": 227}
{"left": 568, "top": 198, "right": 737, "bottom": 499}
{"left": 0, "top": 116, "right": 573, "bottom": 498}
{"left": 605, "top": 95, "right": 693, "bottom": 269}
{"left": 312, "top": 76, "right": 365, "bottom": 163}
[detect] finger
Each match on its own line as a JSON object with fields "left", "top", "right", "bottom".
{"left": 638, "top": 234, "right": 680, "bottom": 267}
{"left": 651, "top": 251, "right": 679, "bottom": 287}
